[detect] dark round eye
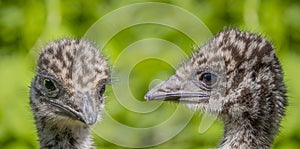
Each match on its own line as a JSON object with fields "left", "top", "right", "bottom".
{"left": 99, "top": 85, "right": 106, "bottom": 96}
{"left": 199, "top": 73, "right": 217, "bottom": 86}
{"left": 43, "top": 78, "right": 56, "bottom": 91}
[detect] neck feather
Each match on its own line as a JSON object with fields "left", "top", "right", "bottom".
{"left": 35, "top": 118, "right": 94, "bottom": 149}
{"left": 218, "top": 116, "right": 277, "bottom": 149}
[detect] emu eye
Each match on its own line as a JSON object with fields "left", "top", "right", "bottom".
{"left": 199, "top": 73, "right": 217, "bottom": 86}
{"left": 43, "top": 78, "right": 56, "bottom": 91}
{"left": 99, "top": 85, "right": 106, "bottom": 96}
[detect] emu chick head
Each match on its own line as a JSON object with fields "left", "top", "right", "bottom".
{"left": 145, "top": 29, "right": 287, "bottom": 143}
{"left": 30, "top": 39, "right": 110, "bottom": 128}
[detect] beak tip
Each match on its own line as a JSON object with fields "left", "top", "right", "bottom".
{"left": 77, "top": 113, "right": 98, "bottom": 125}
{"left": 86, "top": 115, "right": 98, "bottom": 125}
{"left": 144, "top": 92, "right": 151, "bottom": 101}
{"left": 145, "top": 75, "right": 180, "bottom": 101}
{"left": 145, "top": 89, "right": 159, "bottom": 100}
{"left": 86, "top": 120, "right": 97, "bottom": 125}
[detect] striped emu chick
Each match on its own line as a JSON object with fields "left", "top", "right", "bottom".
{"left": 30, "top": 39, "right": 110, "bottom": 149}
{"left": 145, "top": 29, "right": 287, "bottom": 149}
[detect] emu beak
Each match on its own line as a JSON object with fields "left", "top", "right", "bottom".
{"left": 145, "top": 75, "right": 210, "bottom": 102}
{"left": 48, "top": 93, "right": 98, "bottom": 125}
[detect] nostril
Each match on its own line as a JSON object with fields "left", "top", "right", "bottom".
{"left": 165, "top": 86, "right": 180, "bottom": 92}
{"left": 157, "top": 88, "right": 167, "bottom": 92}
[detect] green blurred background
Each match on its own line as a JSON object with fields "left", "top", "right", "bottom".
{"left": 1, "top": 0, "right": 300, "bottom": 148}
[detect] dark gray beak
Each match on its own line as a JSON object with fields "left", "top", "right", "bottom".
{"left": 145, "top": 75, "right": 210, "bottom": 102}
{"left": 48, "top": 93, "right": 98, "bottom": 125}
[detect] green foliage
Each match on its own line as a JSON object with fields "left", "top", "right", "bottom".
{"left": 0, "top": 0, "right": 300, "bottom": 148}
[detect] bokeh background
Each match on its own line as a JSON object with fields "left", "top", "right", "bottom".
{"left": 1, "top": 0, "right": 300, "bottom": 148}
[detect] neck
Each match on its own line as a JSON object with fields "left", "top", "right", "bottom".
{"left": 218, "top": 116, "right": 277, "bottom": 149}
{"left": 35, "top": 118, "right": 94, "bottom": 149}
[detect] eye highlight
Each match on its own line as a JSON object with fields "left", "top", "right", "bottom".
{"left": 43, "top": 78, "right": 56, "bottom": 91}
{"left": 199, "top": 73, "right": 217, "bottom": 86}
